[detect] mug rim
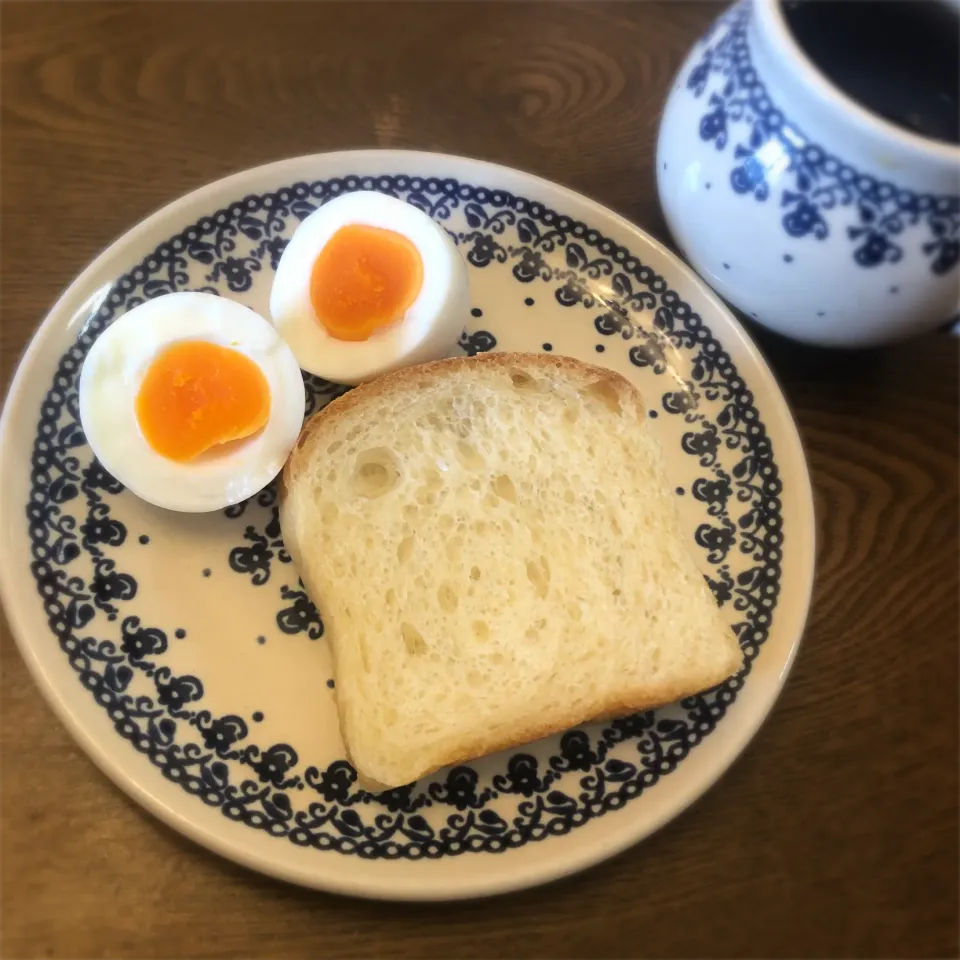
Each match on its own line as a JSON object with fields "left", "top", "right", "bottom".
{"left": 757, "top": 0, "right": 960, "bottom": 166}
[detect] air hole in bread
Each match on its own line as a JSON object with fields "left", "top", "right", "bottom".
{"left": 321, "top": 502, "right": 338, "bottom": 524}
{"left": 483, "top": 492, "right": 499, "bottom": 509}
{"left": 456, "top": 440, "right": 484, "bottom": 471}
{"left": 421, "top": 467, "right": 443, "bottom": 490}
{"left": 583, "top": 379, "right": 622, "bottom": 416}
{"left": 492, "top": 474, "right": 517, "bottom": 503}
{"left": 352, "top": 448, "right": 400, "bottom": 499}
{"left": 327, "top": 440, "right": 343, "bottom": 454}
{"left": 563, "top": 404, "right": 580, "bottom": 426}
{"left": 437, "top": 582, "right": 459, "bottom": 613}
{"left": 401, "top": 622, "right": 427, "bottom": 656}
{"left": 358, "top": 636, "right": 372, "bottom": 672}
{"left": 469, "top": 566, "right": 481, "bottom": 581}
{"left": 473, "top": 620, "right": 490, "bottom": 640}
{"left": 510, "top": 370, "right": 538, "bottom": 391}
{"left": 525, "top": 556, "right": 550, "bottom": 599}
{"left": 397, "top": 535, "right": 414, "bottom": 564}
{"left": 567, "top": 602, "right": 582, "bottom": 622}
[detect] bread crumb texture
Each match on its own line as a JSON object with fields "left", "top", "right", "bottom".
{"left": 281, "top": 353, "right": 741, "bottom": 786}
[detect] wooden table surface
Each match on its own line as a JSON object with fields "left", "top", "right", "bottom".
{"left": 2, "top": 2, "right": 957, "bottom": 958}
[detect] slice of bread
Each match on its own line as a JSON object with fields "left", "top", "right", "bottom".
{"left": 280, "top": 352, "right": 742, "bottom": 788}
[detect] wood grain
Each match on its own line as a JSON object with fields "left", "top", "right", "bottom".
{"left": 1, "top": 3, "right": 957, "bottom": 958}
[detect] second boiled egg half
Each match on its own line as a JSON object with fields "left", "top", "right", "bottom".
{"left": 269, "top": 191, "right": 470, "bottom": 385}
{"left": 79, "top": 292, "right": 305, "bottom": 513}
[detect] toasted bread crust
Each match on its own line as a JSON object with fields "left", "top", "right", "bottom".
{"left": 351, "top": 672, "right": 737, "bottom": 788}
{"left": 281, "top": 351, "right": 645, "bottom": 506}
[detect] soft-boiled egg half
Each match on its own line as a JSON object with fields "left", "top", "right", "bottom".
{"left": 269, "top": 191, "right": 470, "bottom": 385}
{"left": 79, "top": 291, "right": 305, "bottom": 513}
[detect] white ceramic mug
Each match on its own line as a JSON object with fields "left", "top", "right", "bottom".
{"left": 656, "top": 0, "right": 960, "bottom": 347}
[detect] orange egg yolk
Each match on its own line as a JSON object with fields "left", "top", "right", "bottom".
{"left": 135, "top": 341, "right": 271, "bottom": 462}
{"left": 310, "top": 224, "right": 424, "bottom": 341}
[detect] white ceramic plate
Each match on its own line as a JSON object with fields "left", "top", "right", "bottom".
{"left": 0, "top": 151, "right": 815, "bottom": 900}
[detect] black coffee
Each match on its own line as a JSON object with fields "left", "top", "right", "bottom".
{"left": 781, "top": 0, "right": 960, "bottom": 145}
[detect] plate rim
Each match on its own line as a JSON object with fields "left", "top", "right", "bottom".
{"left": 0, "top": 149, "right": 816, "bottom": 900}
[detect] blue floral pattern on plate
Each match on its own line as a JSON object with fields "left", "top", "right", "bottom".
{"left": 687, "top": 3, "right": 959, "bottom": 274}
{"left": 27, "top": 173, "right": 782, "bottom": 859}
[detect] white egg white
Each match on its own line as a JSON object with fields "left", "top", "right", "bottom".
{"left": 79, "top": 291, "right": 305, "bottom": 513}
{"left": 269, "top": 190, "right": 470, "bottom": 385}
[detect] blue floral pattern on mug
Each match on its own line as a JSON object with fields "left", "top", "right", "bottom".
{"left": 687, "top": 3, "right": 959, "bottom": 274}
